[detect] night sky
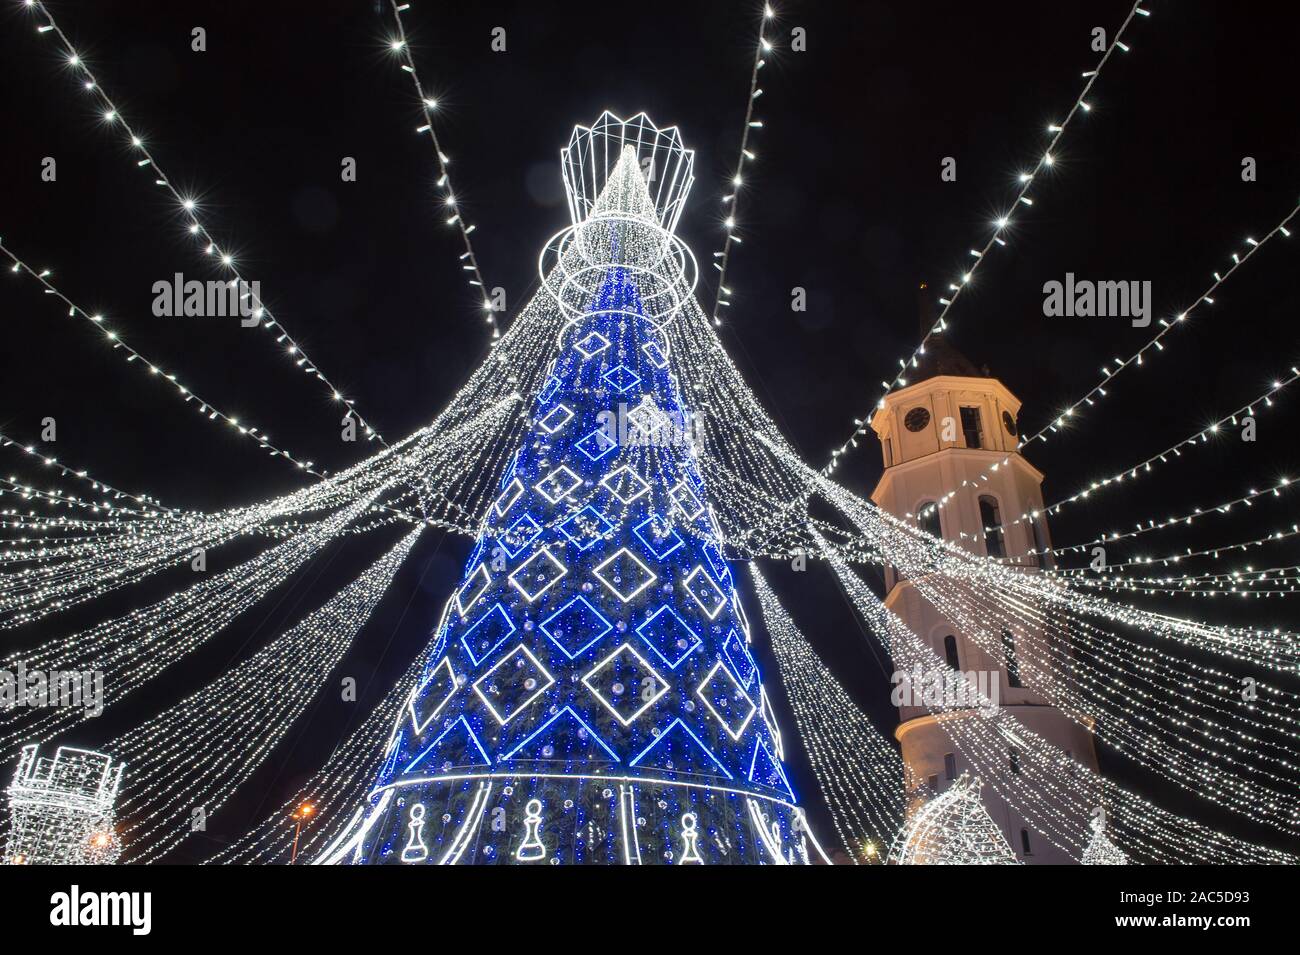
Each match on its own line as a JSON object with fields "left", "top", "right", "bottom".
{"left": 1, "top": 0, "right": 1297, "bottom": 862}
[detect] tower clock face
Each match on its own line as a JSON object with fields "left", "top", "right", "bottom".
{"left": 904, "top": 407, "right": 931, "bottom": 432}
{"left": 1002, "top": 410, "right": 1018, "bottom": 436}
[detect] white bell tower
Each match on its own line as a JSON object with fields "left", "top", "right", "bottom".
{"left": 869, "top": 285, "right": 1099, "bottom": 864}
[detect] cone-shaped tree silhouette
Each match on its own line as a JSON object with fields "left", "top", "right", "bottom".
{"left": 320, "top": 114, "right": 825, "bottom": 865}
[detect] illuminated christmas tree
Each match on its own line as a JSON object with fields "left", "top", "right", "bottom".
{"left": 320, "top": 113, "right": 825, "bottom": 865}
{"left": 1081, "top": 815, "right": 1129, "bottom": 865}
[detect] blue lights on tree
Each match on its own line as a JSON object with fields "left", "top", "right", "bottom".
{"left": 328, "top": 126, "right": 821, "bottom": 865}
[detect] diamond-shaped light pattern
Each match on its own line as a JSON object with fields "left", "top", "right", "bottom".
{"left": 575, "top": 427, "right": 618, "bottom": 463}
{"left": 683, "top": 565, "right": 727, "bottom": 619}
{"left": 633, "top": 513, "right": 684, "bottom": 560}
{"left": 696, "top": 660, "right": 757, "bottom": 740}
{"left": 540, "top": 595, "right": 614, "bottom": 659}
{"left": 473, "top": 644, "right": 555, "bottom": 725}
{"left": 601, "top": 364, "right": 642, "bottom": 393}
{"left": 360, "top": 250, "right": 802, "bottom": 866}
{"left": 582, "top": 642, "right": 669, "bottom": 725}
{"left": 635, "top": 603, "right": 703, "bottom": 669}
{"left": 558, "top": 504, "right": 615, "bottom": 551}
{"left": 593, "top": 547, "right": 657, "bottom": 603}
{"left": 537, "top": 403, "right": 575, "bottom": 434}
{"left": 497, "top": 513, "right": 543, "bottom": 559}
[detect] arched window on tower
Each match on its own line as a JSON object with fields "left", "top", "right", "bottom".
{"left": 959, "top": 406, "right": 984, "bottom": 448}
{"left": 917, "top": 501, "right": 941, "bottom": 541}
{"left": 943, "top": 634, "right": 960, "bottom": 670}
{"left": 979, "top": 495, "right": 1005, "bottom": 558}
{"left": 1021, "top": 828, "right": 1033, "bottom": 856}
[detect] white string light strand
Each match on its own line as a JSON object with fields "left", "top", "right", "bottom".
{"left": 710, "top": 3, "right": 777, "bottom": 328}
{"left": 823, "top": 0, "right": 1153, "bottom": 474}
{"left": 0, "top": 429, "right": 177, "bottom": 515}
{"left": 928, "top": 202, "right": 1299, "bottom": 517}
{"left": 1045, "top": 477, "right": 1297, "bottom": 559}
{"left": 1008, "top": 367, "right": 1300, "bottom": 547}
{"left": 21, "top": 0, "right": 387, "bottom": 447}
{"left": 1, "top": 242, "right": 326, "bottom": 478}
{"left": 386, "top": 0, "right": 502, "bottom": 340}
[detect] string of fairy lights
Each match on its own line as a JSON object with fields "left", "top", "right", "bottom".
{"left": 1006, "top": 367, "right": 1300, "bottom": 548}
{"left": 884, "top": 543, "right": 1300, "bottom": 835}
{"left": 929, "top": 202, "right": 1299, "bottom": 519}
{"left": 815, "top": 526, "right": 1296, "bottom": 864}
{"left": 386, "top": 0, "right": 502, "bottom": 340}
{"left": 1070, "top": 520, "right": 1300, "bottom": 574}
{"left": 1042, "top": 478, "right": 1297, "bottom": 560}
{"left": 3, "top": 3, "right": 1297, "bottom": 867}
{"left": 108, "top": 528, "right": 421, "bottom": 864}
{"left": 0, "top": 430, "right": 176, "bottom": 514}
{"left": 2, "top": 241, "right": 328, "bottom": 478}
{"left": 750, "top": 562, "right": 904, "bottom": 861}
{"left": 20, "top": 0, "right": 387, "bottom": 449}
{"left": 208, "top": 625, "right": 438, "bottom": 864}
{"left": 709, "top": 3, "right": 776, "bottom": 328}
{"left": 824, "top": 0, "right": 1154, "bottom": 476}
{"left": 800, "top": 453, "right": 1300, "bottom": 667}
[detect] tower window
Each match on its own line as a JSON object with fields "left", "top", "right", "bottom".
{"left": 959, "top": 406, "right": 983, "bottom": 448}
{"left": 918, "top": 502, "right": 941, "bottom": 540}
{"left": 1009, "top": 748, "right": 1020, "bottom": 775}
{"left": 883, "top": 438, "right": 893, "bottom": 468}
{"left": 944, "top": 752, "right": 956, "bottom": 780}
{"left": 943, "top": 634, "right": 960, "bottom": 670}
{"left": 1002, "top": 628, "right": 1022, "bottom": 687}
{"left": 979, "top": 496, "right": 1005, "bottom": 558}
{"left": 1021, "top": 828, "right": 1033, "bottom": 855}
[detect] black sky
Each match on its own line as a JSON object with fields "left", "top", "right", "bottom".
{"left": 1, "top": 0, "right": 1297, "bottom": 861}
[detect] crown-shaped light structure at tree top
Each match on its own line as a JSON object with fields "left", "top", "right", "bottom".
{"left": 561, "top": 111, "right": 695, "bottom": 235}
{"left": 318, "top": 114, "right": 825, "bottom": 865}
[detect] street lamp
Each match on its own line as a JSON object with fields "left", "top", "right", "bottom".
{"left": 289, "top": 802, "right": 315, "bottom": 865}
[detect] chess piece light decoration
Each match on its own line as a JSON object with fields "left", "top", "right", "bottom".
{"left": 515, "top": 799, "right": 547, "bottom": 862}
{"left": 318, "top": 113, "right": 828, "bottom": 865}
{"left": 5, "top": 744, "right": 125, "bottom": 865}
{"left": 677, "top": 812, "right": 704, "bottom": 864}
{"left": 888, "top": 775, "right": 1020, "bottom": 866}
{"left": 400, "top": 803, "right": 429, "bottom": 863}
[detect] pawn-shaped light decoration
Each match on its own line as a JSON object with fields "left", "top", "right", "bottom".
{"left": 515, "top": 799, "right": 547, "bottom": 862}
{"left": 678, "top": 812, "right": 704, "bottom": 864}
{"left": 400, "top": 803, "right": 429, "bottom": 863}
